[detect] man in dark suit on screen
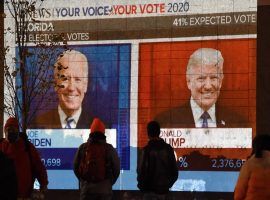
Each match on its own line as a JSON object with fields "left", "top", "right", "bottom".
{"left": 31, "top": 50, "right": 93, "bottom": 129}
{"left": 155, "top": 48, "right": 249, "bottom": 128}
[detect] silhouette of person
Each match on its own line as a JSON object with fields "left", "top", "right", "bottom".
{"left": 73, "top": 118, "right": 120, "bottom": 200}
{"left": 137, "top": 121, "right": 178, "bottom": 199}
{"left": 234, "top": 134, "right": 270, "bottom": 200}
{"left": 0, "top": 117, "right": 48, "bottom": 199}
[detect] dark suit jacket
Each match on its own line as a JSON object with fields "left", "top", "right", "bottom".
{"left": 30, "top": 108, "right": 94, "bottom": 129}
{"left": 154, "top": 101, "right": 250, "bottom": 128}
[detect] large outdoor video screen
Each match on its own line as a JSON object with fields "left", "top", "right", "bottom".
{"left": 4, "top": 0, "right": 256, "bottom": 192}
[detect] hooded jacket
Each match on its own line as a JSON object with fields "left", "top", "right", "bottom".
{"left": 0, "top": 137, "right": 48, "bottom": 198}
{"left": 73, "top": 132, "right": 120, "bottom": 198}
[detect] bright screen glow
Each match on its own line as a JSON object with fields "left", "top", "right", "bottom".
{"left": 4, "top": 0, "right": 257, "bottom": 192}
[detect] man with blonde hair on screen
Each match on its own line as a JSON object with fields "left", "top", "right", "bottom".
{"left": 155, "top": 48, "right": 249, "bottom": 128}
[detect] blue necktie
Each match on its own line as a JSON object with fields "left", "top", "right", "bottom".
{"left": 201, "top": 112, "right": 210, "bottom": 128}
{"left": 65, "top": 117, "right": 74, "bottom": 129}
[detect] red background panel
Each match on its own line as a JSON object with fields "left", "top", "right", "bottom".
{"left": 138, "top": 39, "right": 256, "bottom": 159}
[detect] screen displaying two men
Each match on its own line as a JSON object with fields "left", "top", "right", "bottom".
{"left": 25, "top": 38, "right": 255, "bottom": 191}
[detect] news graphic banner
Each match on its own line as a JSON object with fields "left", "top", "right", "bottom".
{"left": 27, "top": 129, "right": 116, "bottom": 169}
{"left": 4, "top": 0, "right": 256, "bottom": 192}
{"left": 161, "top": 128, "right": 252, "bottom": 148}
{"left": 24, "top": 0, "right": 256, "bottom": 42}
{"left": 161, "top": 128, "right": 252, "bottom": 171}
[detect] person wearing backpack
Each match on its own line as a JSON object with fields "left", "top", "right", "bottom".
{"left": 137, "top": 121, "right": 178, "bottom": 200}
{"left": 0, "top": 117, "right": 48, "bottom": 199}
{"left": 73, "top": 118, "right": 120, "bottom": 200}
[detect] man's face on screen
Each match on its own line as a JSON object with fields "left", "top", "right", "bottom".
{"left": 187, "top": 64, "right": 223, "bottom": 111}
{"left": 55, "top": 56, "right": 88, "bottom": 116}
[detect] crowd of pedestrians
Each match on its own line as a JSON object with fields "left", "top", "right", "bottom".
{"left": 1, "top": 117, "right": 270, "bottom": 200}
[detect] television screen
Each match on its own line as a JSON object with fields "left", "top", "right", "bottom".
{"left": 4, "top": 0, "right": 257, "bottom": 192}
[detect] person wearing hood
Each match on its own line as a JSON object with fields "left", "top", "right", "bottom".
{"left": 0, "top": 117, "right": 48, "bottom": 199}
{"left": 73, "top": 118, "right": 120, "bottom": 200}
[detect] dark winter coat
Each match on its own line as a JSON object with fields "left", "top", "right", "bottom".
{"left": 73, "top": 133, "right": 120, "bottom": 199}
{"left": 0, "top": 137, "right": 48, "bottom": 198}
{"left": 0, "top": 150, "right": 17, "bottom": 200}
{"left": 137, "top": 138, "right": 178, "bottom": 194}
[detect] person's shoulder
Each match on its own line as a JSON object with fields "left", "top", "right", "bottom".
{"left": 159, "top": 139, "right": 174, "bottom": 151}
{"left": 163, "top": 139, "right": 173, "bottom": 148}
{"left": 154, "top": 101, "right": 194, "bottom": 128}
{"left": 216, "top": 104, "right": 250, "bottom": 127}
{"left": 247, "top": 154, "right": 270, "bottom": 167}
{"left": 77, "top": 109, "right": 111, "bottom": 129}
{"left": 103, "top": 143, "right": 119, "bottom": 161}
{"left": 105, "top": 143, "right": 116, "bottom": 151}
{"left": 27, "top": 140, "right": 39, "bottom": 151}
{"left": 78, "top": 142, "right": 88, "bottom": 149}
{"left": 76, "top": 109, "right": 93, "bottom": 129}
{"left": 30, "top": 108, "right": 60, "bottom": 129}
{"left": 240, "top": 155, "right": 258, "bottom": 172}
{"left": 36, "top": 109, "right": 58, "bottom": 119}
{"left": 154, "top": 104, "right": 186, "bottom": 120}
{"left": 0, "top": 138, "right": 9, "bottom": 147}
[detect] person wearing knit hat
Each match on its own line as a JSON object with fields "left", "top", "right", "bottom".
{"left": 4, "top": 117, "right": 19, "bottom": 130}
{"left": 73, "top": 118, "right": 120, "bottom": 200}
{"left": 4, "top": 117, "right": 20, "bottom": 143}
{"left": 90, "top": 118, "right": 105, "bottom": 134}
{"left": 88, "top": 118, "right": 107, "bottom": 143}
{"left": 0, "top": 117, "right": 48, "bottom": 199}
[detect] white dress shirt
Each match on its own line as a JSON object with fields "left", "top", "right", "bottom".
{"left": 58, "top": 106, "right": 82, "bottom": 128}
{"left": 190, "top": 97, "right": 217, "bottom": 128}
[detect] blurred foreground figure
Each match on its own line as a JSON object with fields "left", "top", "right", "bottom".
{"left": 234, "top": 134, "right": 270, "bottom": 200}
{"left": 0, "top": 117, "right": 48, "bottom": 199}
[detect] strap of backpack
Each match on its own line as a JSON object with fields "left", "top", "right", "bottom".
{"left": 78, "top": 142, "right": 89, "bottom": 190}
{"left": 104, "top": 143, "right": 112, "bottom": 181}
